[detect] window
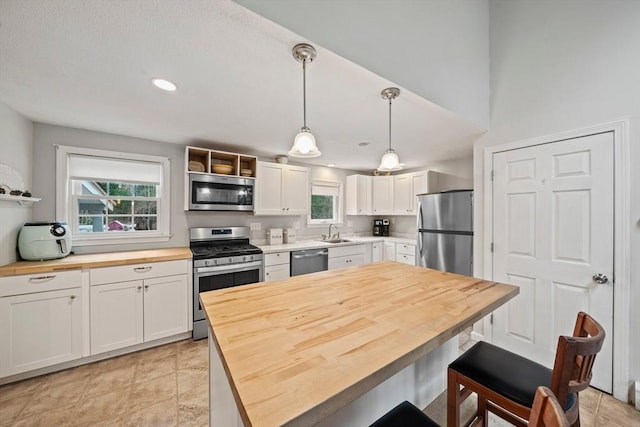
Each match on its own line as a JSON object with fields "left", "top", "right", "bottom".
{"left": 56, "top": 145, "right": 171, "bottom": 246}
{"left": 308, "top": 180, "right": 343, "bottom": 226}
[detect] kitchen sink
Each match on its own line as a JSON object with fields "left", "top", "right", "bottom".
{"left": 318, "top": 239, "right": 351, "bottom": 244}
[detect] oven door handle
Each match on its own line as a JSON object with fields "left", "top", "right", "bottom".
{"left": 194, "top": 260, "right": 263, "bottom": 275}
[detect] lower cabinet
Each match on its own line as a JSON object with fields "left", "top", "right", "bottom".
{"left": 0, "top": 287, "right": 83, "bottom": 377}
{"left": 384, "top": 242, "right": 396, "bottom": 261}
{"left": 264, "top": 251, "right": 290, "bottom": 282}
{"left": 90, "top": 260, "right": 189, "bottom": 356}
{"left": 372, "top": 243, "right": 383, "bottom": 262}
{"left": 328, "top": 245, "right": 366, "bottom": 270}
{"left": 90, "top": 274, "right": 188, "bottom": 355}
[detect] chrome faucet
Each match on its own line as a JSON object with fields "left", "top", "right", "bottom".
{"left": 327, "top": 223, "right": 339, "bottom": 240}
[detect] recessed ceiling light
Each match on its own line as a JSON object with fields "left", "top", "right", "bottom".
{"left": 327, "top": 163, "right": 336, "bottom": 167}
{"left": 151, "top": 78, "right": 177, "bottom": 91}
{"left": 358, "top": 142, "right": 370, "bottom": 147}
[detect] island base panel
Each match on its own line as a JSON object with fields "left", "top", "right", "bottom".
{"left": 209, "top": 327, "right": 458, "bottom": 427}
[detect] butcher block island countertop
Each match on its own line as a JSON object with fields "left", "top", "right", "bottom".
{"left": 0, "top": 247, "right": 192, "bottom": 276}
{"left": 201, "top": 261, "right": 519, "bottom": 427}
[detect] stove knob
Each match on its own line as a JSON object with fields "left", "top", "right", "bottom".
{"left": 228, "top": 257, "right": 233, "bottom": 264}
{"left": 205, "top": 260, "right": 210, "bottom": 266}
{"left": 243, "top": 256, "right": 247, "bottom": 262}
{"left": 214, "top": 259, "right": 218, "bottom": 265}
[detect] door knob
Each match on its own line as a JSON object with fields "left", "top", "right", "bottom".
{"left": 592, "top": 273, "right": 609, "bottom": 284}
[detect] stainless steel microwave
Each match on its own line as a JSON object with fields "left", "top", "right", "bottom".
{"left": 188, "top": 174, "right": 254, "bottom": 211}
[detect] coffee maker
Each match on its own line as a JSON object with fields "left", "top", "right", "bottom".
{"left": 373, "top": 219, "right": 390, "bottom": 236}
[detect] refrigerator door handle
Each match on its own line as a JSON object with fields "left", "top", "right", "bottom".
{"left": 417, "top": 199, "right": 423, "bottom": 256}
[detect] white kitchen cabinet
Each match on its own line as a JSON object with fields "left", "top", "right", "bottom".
{"left": 372, "top": 242, "right": 383, "bottom": 262}
{"left": 346, "top": 175, "right": 372, "bottom": 215}
{"left": 328, "top": 245, "right": 366, "bottom": 270}
{"left": 143, "top": 275, "right": 189, "bottom": 342}
{"left": 90, "top": 280, "right": 144, "bottom": 354}
{"left": 396, "top": 242, "right": 417, "bottom": 266}
{"left": 254, "top": 161, "right": 309, "bottom": 215}
{"left": 264, "top": 251, "right": 290, "bottom": 282}
{"left": 0, "top": 287, "right": 83, "bottom": 377}
{"left": 383, "top": 241, "right": 396, "bottom": 261}
{"left": 371, "top": 176, "right": 394, "bottom": 215}
{"left": 393, "top": 171, "right": 432, "bottom": 215}
{"left": 90, "top": 260, "right": 190, "bottom": 355}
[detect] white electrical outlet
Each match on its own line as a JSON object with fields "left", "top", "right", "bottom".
{"left": 250, "top": 222, "right": 261, "bottom": 231}
{"left": 293, "top": 221, "right": 301, "bottom": 230}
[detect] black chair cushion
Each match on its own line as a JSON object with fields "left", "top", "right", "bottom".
{"left": 449, "top": 342, "right": 575, "bottom": 410}
{"left": 370, "top": 401, "right": 439, "bottom": 427}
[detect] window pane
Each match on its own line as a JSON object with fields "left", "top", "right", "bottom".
{"left": 134, "top": 184, "right": 156, "bottom": 197}
{"left": 311, "top": 195, "right": 334, "bottom": 220}
{"left": 107, "top": 183, "right": 134, "bottom": 197}
{"left": 134, "top": 200, "right": 157, "bottom": 215}
{"left": 134, "top": 216, "right": 158, "bottom": 231}
{"left": 107, "top": 216, "right": 136, "bottom": 231}
{"left": 78, "top": 216, "right": 106, "bottom": 233}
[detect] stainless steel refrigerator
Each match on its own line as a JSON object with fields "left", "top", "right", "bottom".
{"left": 416, "top": 190, "right": 473, "bottom": 275}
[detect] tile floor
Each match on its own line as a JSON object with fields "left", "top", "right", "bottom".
{"left": 1, "top": 334, "right": 639, "bottom": 426}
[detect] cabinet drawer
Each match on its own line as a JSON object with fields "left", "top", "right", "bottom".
{"left": 264, "top": 252, "right": 290, "bottom": 267}
{"left": 396, "top": 243, "right": 416, "bottom": 256}
{"left": 328, "top": 253, "right": 365, "bottom": 270}
{"left": 0, "top": 270, "right": 81, "bottom": 297}
{"left": 91, "top": 260, "right": 188, "bottom": 286}
{"left": 397, "top": 254, "right": 416, "bottom": 266}
{"left": 328, "top": 244, "right": 365, "bottom": 258}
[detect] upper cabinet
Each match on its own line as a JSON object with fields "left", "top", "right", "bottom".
{"left": 371, "top": 176, "right": 394, "bottom": 215}
{"left": 347, "top": 170, "right": 440, "bottom": 216}
{"left": 345, "top": 175, "right": 372, "bottom": 215}
{"left": 254, "top": 161, "right": 309, "bottom": 215}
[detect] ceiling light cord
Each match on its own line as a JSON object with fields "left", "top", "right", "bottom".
{"left": 388, "top": 97, "right": 392, "bottom": 151}
{"left": 302, "top": 59, "right": 307, "bottom": 129}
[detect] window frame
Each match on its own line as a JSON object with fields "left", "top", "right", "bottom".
{"left": 307, "top": 180, "right": 343, "bottom": 227}
{"left": 56, "top": 145, "right": 171, "bottom": 246}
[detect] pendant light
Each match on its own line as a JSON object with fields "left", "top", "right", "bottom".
{"left": 377, "top": 87, "right": 403, "bottom": 172}
{"left": 289, "top": 43, "right": 321, "bottom": 158}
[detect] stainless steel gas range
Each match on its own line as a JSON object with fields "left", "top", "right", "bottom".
{"left": 190, "top": 227, "right": 263, "bottom": 340}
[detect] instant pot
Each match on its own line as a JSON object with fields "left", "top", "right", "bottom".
{"left": 18, "top": 222, "right": 72, "bottom": 261}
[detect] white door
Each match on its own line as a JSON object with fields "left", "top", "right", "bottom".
{"left": 265, "top": 264, "right": 290, "bottom": 282}
{"left": 383, "top": 242, "right": 396, "bottom": 261}
{"left": 143, "top": 275, "right": 189, "bottom": 342}
{"left": 372, "top": 243, "right": 383, "bottom": 262}
{"left": 0, "top": 288, "right": 83, "bottom": 376}
{"left": 90, "top": 280, "right": 144, "bottom": 355}
{"left": 491, "top": 132, "right": 613, "bottom": 392}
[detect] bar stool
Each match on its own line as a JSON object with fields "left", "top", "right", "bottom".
{"left": 447, "top": 311, "right": 605, "bottom": 427}
{"left": 371, "top": 386, "right": 568, "bottom": 427}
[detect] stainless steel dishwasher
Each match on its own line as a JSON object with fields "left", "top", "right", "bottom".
{"left": 290, "top": 248, "right": 328, "bottom": 276}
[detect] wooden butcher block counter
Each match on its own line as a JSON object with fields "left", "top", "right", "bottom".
{"left": 0, "top": 247, "right": 192, "bottom": 276}
{"left": 201, "top": 261, "right": 519, "bottom": 427}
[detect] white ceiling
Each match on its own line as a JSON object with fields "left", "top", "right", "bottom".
{"left": 0, "top": 0, "right": 485, "bottom": 172}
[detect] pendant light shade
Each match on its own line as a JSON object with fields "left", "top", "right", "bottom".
{"left": 289, "top": 43, "right": 321, "bottom": 158}
{"left": 377, "top": 87, "right": 403, "bottom": 172}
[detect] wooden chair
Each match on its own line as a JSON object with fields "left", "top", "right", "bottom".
{"left": 447, "top": 311, "right": 605, "bottom": 427}
{"left": 371, "top": 386, "right": 568, "bottom": 427}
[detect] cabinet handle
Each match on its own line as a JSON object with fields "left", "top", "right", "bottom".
{"left": 29, "top": 275, "right": 56, "bottom": 282}
{"left": 266, "top": 272, "right": 270, "bottom": 276}
{"left": 144, "top": 285, "right": 149, "bottom": 290}
{"left": 137, "top": 286, "right": 142, "bottom": 290}
{"left": 134, "top": 266, "right": 152, "bottom": 273}
{"left": 70, "top": 295, "right": 76, "bottom": 300}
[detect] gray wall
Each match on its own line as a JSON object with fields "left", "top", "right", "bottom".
{"left": 31, "top": 123, "right": 474, "bottom": 254}
{"left": 0, "top": 102, "right": 33, "bottom": 265}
